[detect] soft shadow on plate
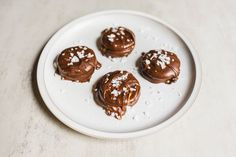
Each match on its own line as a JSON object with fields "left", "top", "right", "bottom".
{"left": 31, "top": 41, "right": 137, "bottom": 141}
{"left": 31, "top": 42, "right": 89, "bottom": 138}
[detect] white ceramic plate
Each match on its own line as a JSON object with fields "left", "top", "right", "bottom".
{"left": 37, "top": 10, "right": 201, "bottom": 139}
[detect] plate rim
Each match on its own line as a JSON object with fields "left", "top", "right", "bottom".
{"left": 37, "top": 10, "right": 202, "bottom": 139}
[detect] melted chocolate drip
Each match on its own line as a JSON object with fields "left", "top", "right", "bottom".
{"left": 93, "top": 70, "right": 140, "bottom": 119}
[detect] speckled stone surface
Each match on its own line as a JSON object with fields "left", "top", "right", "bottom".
{"left": 0, "top": 0, "right": 236, "bottom": 156}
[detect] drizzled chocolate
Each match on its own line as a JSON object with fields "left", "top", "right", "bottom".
{"left": 93, "top": 70, "right": 140, "bottom": 119}
{"left": 99, "top": 26, "right": 135, "bottom": 58}
{"left": 139, "top": 49, "right": 180, "bottom": 84}
{"left": 57, "top": 46, "right": 101, "bottom": 82}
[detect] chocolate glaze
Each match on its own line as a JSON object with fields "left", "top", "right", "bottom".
{"left": 139, "top": 49, "right": 180, "bottom": 84}
{"left": 57, "top": 46, "right": 101, "bottom": 82}
{"left": 99, "top": 27, "right": 135, "bottom": 58}
{"left": 93, "top": 70, "right": 140, "bottom": 119}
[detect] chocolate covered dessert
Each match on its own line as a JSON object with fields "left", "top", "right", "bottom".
{"left": 57, "top": 46, "right": 101, "bottom": 82}
{"left": 99, "top": 26, "right": 135, "bottom": 58}
{"left": 93, "top": 70, "right": 140, "bottom": 119}
{"left": 139, "top": 49, "right": 180, "bottom": 84}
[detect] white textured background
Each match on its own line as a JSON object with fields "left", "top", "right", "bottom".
{"left": 0, "top": 0, "right": 236, "bottom": 156}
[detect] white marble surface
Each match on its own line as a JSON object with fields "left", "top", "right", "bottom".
{"left": 0, "top": 0, "right": 236, "bottom": 156}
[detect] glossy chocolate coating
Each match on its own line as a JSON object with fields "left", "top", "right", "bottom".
{"left": 57, "top": 46, "right": 101, "bottom": 82}
{"left": 93, "top": 70, "right": 140, "bottom": 119}
{"left": 139, "top": 49, "right": 180, "bottom": 84}
{"left": 99, "top": 27, "right": 135, "bottom": 58}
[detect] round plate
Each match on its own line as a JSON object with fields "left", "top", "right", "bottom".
{"left": 37, "top": 10, "right": 201, "bottom": 139}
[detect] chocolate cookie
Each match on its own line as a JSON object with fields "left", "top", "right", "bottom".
{"left": 139, "top": 49, "right": 180, "bottom": 84}
{"left": 57, "top": 46, "right": 101, "bottom": 82}
{"left": 99, "top": 26, "right": 135, "bottom": 58}
{"left": 93, "top": 70, "right": 140, "bottom": 119}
